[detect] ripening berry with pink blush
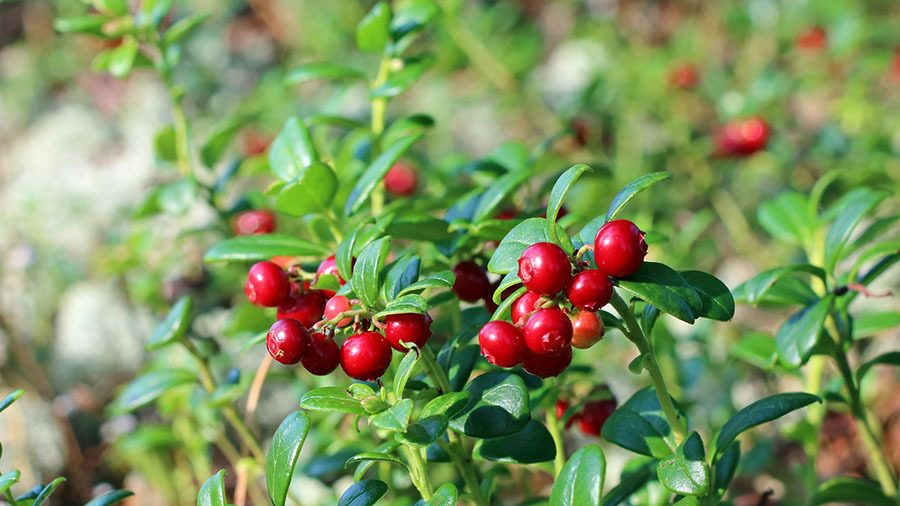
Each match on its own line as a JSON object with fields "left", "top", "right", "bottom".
{"left": 384, "top": 162, "right": 419, "bottom": 196}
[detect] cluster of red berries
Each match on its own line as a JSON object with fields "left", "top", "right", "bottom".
{"left": 478, "top": 219, "right": 648, "bottom": 378}
{"left": 245, "top": 255, "right": 433, "bottom": 381}
{"left": 556, "top": 395, "right": 617, "bottom": 437}
{"left": 714, "top": 117, "right": 770, "bottom": 158}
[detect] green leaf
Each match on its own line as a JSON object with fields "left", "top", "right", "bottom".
{"left": 601, "top": 387, "right": 678, "bottom": 459}
{"left": 286, "top": 62, "right": 366, "bottom": 86}
{"left": 0, "top": 471, "right": 20, "bottom": 495}
{"left": 390, "top": 0, "right": 440, "bottom": 40}
{"left": 448, "top": 345, "right": 480, "bottom": 392}
{"left": 398, "top": 270, "right": 455, "bottom": 296}
{"left": 421, "top": 392, "right": 472, "bottom": 419}
{"left": 394, "top": 349, "right": 420, "bottom": 398}
{"left": 549, "top": 444, "right": 606, "bottom": 506}
{"left": 424, "top": 484, "right": 457, "bottom": 506}
{"left": 204, "top": 234, "right": 330, "bottom": 262}
{"left": 84, "top": 490, "right": 135, "bottom": 506}
{"left": 266, "top": 412, "right": 310, "bottom": 506}
{"left": 472, "top": 171, "right": 530, "bottom": 223}
{"left": 0, "top": 389, "right": 24, "bottom": 414}
{"left": 384, "top": 215, "right": 453, "bottom": 242}
{"left": 737, "top": 264, "right": 826, "bottom": 306}
{"left": 269, "top": 117, "right": 319, "bottom": 182}
{"left": 154, "top": 125, "right": 178, "bottom": 162}
{"left": 33, "top": 477, "right": 67, "bottom": 506}
{"left": 729, "top": 333, "right": 776, "bottom": 369}
{"left": 382, "top": 256, "right": 421, "bottom": 301}
{"left": 53, "top": 15, "right": 107, "bottom": 35}
{"left": 488, "top": 218, "right": 573, "bottom": 274}
{"left": 157, "top": 178, "right": 197, "bottom": 215}
{"left": 857, "top": 351, "right": 900, "bottom": 384}
{"left": 397, "top": 415, "right": 449, "bottom": 446}
{"left": 200, "top": 117, "right": 243, "bottom": 168}
{"left": 371, "top": 398, "right": 413, "bottom": 432}
{"left": 824, "top": 188, "right": 888, "bottom": 274}
{"left": 375, "top": 294, "right": 427, "bottom": 317}
{"left": 299, "top": 387, "right": 367, "bottom": 415}
{"left": 775, "top": 295, "right": 834, "bottom": 367}
{"left": 338, "top": 480, "right": 389, "bottom": 506}
{"left": 162, "top": 13, "right": 210, "bottom": 46}
{"left": 606, "top": 172, "right": 672, "bottom": 222}
{"left": 357, "top": 2, "right": 391, "bottom": 52}
{"left": 107, "top": 37, "right": 138, "bottom": 78}
{"left": 337, "top": 221, "right": 375, "bottom": 281}
{"left": 602, "top": 466, "right": 653, "bottom": 506}
{"left": 352, "top": 441, "right": 401, "bottom": 481}
{"left": 757, "top": 191, "right": 815, "bottom": 246}
{"left": 352, "top": 237, "right": 392, "bottom": 309}
{"left": 474, "top": 420, "right": 556, "bottom": 463}
{"left": 656, "top": 432, "right": 709, "bottom": 496}
{"left": 197, "top": 470, "right": 226, "bottom": 506}
{"left": 345, "top": 133, "right": 423, "bottom": 216}
{"left": 346, "top": 452, "right": 409, "bottom": 472}
{"left": 547, "top": 164, "right": 591, "bottom": 225}
{"left": 714, "top": 441, "right": 740, "bottom": 495}
{"left": 112, "top": 370, "right": 195, "bottom": 414}
{"left": 147, "top": 296, "right": 192, "bottom": 351}
{"left": 277, "top": 162, "right": 338, "bottom": 217}
{"left": 370, "top": 55, "right": 434, "bottom": 98}
{"left": 679, "top": 271, "right": 734, "bottom": 321}
{"left": 489, "top": 286, "right": 525, "bottom": 323}
{"left": 615, "top": 263, "right": 702, "bottom": 324}
{"left": 714, "top": 392, "right": 821, "bottom": 456}
{"left": 491, "top": 271, "right": 522, "bottom": 304}
{"left": 450, "top": 372, "right": 530, "bottom": 438}
{"left": 811, "top": 477, "right": 895, "bottom": 506}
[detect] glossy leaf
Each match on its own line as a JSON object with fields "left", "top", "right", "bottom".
{"left": 450, "top": 372, "right": 530, "bottom": 438}
{"left": 338, "top": 479, "right": 389, "bottom": 506}
{"left": 737, "top": 264, "right": 826, "bottom": 307}
{"left": 616, "top": 263, "right": 702, "bottom": 324}
{"left": 381, "top": 256, "right": 422, "bottom": 301}
{"left": 421, "top": 392, "right": 472, "bottom": 419}
{"left": 811, "top": 477, "right": 894, "bottom": 506}
{"left": 204, "top": 234, "right": 330, "bottom": 262}
{"left": 371, "top": 55, "right": 435, "bottom": 98}
{"left": 857, "top": 351, "right": 900, "bottom": 383}
{"left": 147, "top": 296, "right": 192, "bottom": 351}
{"left": 200, "top": 117, "right": 242, "bottom": 168}
{"left": 394, "top": 349, "right": 420, "bottom": 398}
{"left": 472, "top": 171, "right": 530, "bottom": 223}
{"left": 601, "top": 387, "right": 678, "bottom": 459}
{"left": 371, "top": 399, "right": 413, "bottom": 432}
{"left": 489, "top": 286, "right": 526, "bottom": 323}
{"left": 824, "top": 188, "right": 888, "bottom": 274}
{"left": 197, "top": 470, "right": 226, "bottom": 506}
{"left": 356, "top": 2, "right": 391, "bottom": 52}
{"left": 299, "top": 387, "right": 367, "bottom": 415}
{"left": 33, "top": 477, "right": 67, "bottom": 506}
{"left": 107, "top": 37, "right": 138, "bottom": 78}
{"left": 162, "top": 13, "right": 210, "bottom": 46}
{"left": 337, "top": 220, "right": 375, "bottom": 281}
{"left": 714, "top": 392, "right": 820, "bottom": 456}
{"left": 0, "top": 389, "right": 24, "bottom": 414}
{"left": 384, "top": 215, "right": 454, "bottom": 242}
{"left": 353, "top": 441, "right": 401, "bottom": 481}
{"left": 111, "top": 370, "right": 195, "bottom": 414}
{"left": 345, "top": 133, "right": 423, "bottom": 216}
{"left": 757, "top": 191, "right": 815, "bottom": 245}
{"left": 390, "top": 0, "right": 440, "bottom": 39}
{"left": 491, "top": 271, "right": 522, "bottom": 304}
{"left": 277, "top": 162, "right": 338, "bottom": 216}
{"left": 269, "top": 117, "right": 318, "bottom": 182}
{"left": 84, "top": 490, "right": 135, "bottom": 506}
{"left": 397, "top": 415, "right": 449, "bottom": 446}
{"left": 549, "top": 444, "right": 606, "bottom": 506}
{"left": 53, "top": 15, "right": 107, "bottom": 36}
{"left": 398, "top": 270, "right": 455, "bottom": 296}
{"left": 474, "top": 420, "right": 555, "bottom": 463}
{"left": 346, "top": 452, "right": 409, "bottom": 472}
{"left": 606, "top": 172, "right": 672, "bottom": 222}
{"left": 286, "top": 62, "right": 366, "bottom": 85}
{"left": 424, "top": 483, "right": 457, "bottom": 506}
{"left": 775, "top": 295, "right": 833, "bottom": 367}
{"left": 547, "top": 164, "right": 591, "bottom": 225}
{"left": 714, "top": 441, "right": 740, "bottom": 494}
{"left": 679, "top": 270, "right": 735, "bottom": 321}
{"left": 602, "top": 466, "right": 653, "bottom": 506}
{"left": 656, "top": 432, "right": 709, "bottom": 496}
{"left": 488, "top": 218, "right": 573, "bottom": 274}
{"left": 352, "top": 237, "right": 391, "bottom": 308}
{"left": 266, "top": 411, "right": 310, "bottom": 506}
{"left": 0, "top": 471, "right": 19, "bottom": 495}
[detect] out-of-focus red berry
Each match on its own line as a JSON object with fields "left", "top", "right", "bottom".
{"left": 233, "top": 210, "right": 276, "bottom": 236}
{"left": 384, "top": 162, "right": 419, "bottom": 196}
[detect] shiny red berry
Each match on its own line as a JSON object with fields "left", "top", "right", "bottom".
{"left": 316, "top": 255, "right": 345, "bottom": 284}
{"left": 266, "top": 318, "right": 311, "bottom": 365}
{"left": 340, "top": 331, "right": 393, "bottom": 381}
{"left": 232, "top": 210, "right": 276, "bottom": 236}
{"left": 523, "top": 308, "right": 573, "bottom": 355}
{"left": 324, "top": 295, "right": 353, "bottom": 327}
{"left": 571, "top": 310, "right": 605, "bottom": 349}
{"left": 478, "top": 321, "right": 526, "bottom": 367}
{"left": 556, "top": 399, "right": 577, "bottom": 429}
{"left": 566, "top": 269, "right": 613, "bottom": 311}
{"left": 593, "top": 220, "right": 647, "bottom": 278}
{"left": 579, "top": 399, "right": 617, "bottom": 437}
{"left": 452, "top": 260, "right": 491, "bottom": 303}
{"left": 511, "top": 291, "right": 545, "bottom": 326}
{"left": 384, "top": 313, "right": 433, "bottom": 352}
{"left": 522, "top": 346, "right": 572, "bottom": 378}
{"left": 277, "top": 290, "right": 327, "bottom": 329}
{"left": 384, "top": 162, "right": 418, "bottom": 196}
{"left": 301, "top": 332, "right": 340, "bottom": 375}
{"left": 246, "top": 261, "right": 291, "bottom": 307}
{"left": 518, "top": 242, "right": 571, "bottom": 296}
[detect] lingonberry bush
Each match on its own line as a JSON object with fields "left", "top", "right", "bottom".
{"left": 39, "top": 0, "right": 900, "bottom": 505}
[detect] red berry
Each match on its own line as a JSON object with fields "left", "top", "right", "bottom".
{"left": 571, "top": 310, "right": 605, "bottom": 349}
{"left": 242, "top": 129, "right": 271, "bottom": 156}
{"left": 579, "top": 399, "right": 617, "bottom": 437}
{"left": 593, "top": 220, "right": 647, "bottom": 278}
{"left": 518, "top": 242, "right": 571, "bottom": 296}
{"left": 523, "top": 308, "right": 573, "bottom": 355}
{"left": 384, "top": 162, "right": 418, "bottom": 196}
{"left": 796, "top": 26, "right": 826, "bottom": 51}
{"left": 522, "top": 346, "right": 572, "bottom": 378}
{"left": 324, "top": 295, "right": 353, "bottom": 327}
{"left": 316, "top": 255, "right": 345, "bottom": 284}
{"left": 301, "top": 332, "right": 340, "bottom": 375}
{"left": 566, "top": 269, "right": 612, "bottom": 311}
{"left": 715, "top": 118, "right": 769, "bottom": 157}
{"left": 452, "top": 260, "right": 491, "bottom": 303}
{"left": 232, "top": 210, "right": 275, "bottom": 236}
{"left": 511, "top": 291, "right": 545, "bottom": 326}
{"left": 271, "top": 256, "right": 294, "bottom": 270}
{"left": 266, "top": 318, "right": 311, "bottom": 365}
{"left": 246, "top": 261, "right": 291, "bottom": 307}
{"left": 556, "top": 399, "right": 577, "bottom": 429}
{"left": 384, "top": 313, "right": 433, "bottom": 352}
{"left": 668, "top": 62, "right": 700, "bottom": 89}
{"left": 495, "top": 208, "right": 517, "bottom": 220}
{"left": 340, "top": 331, "right": 393, "bottom": 381}
{"left": 277, "top": 290, "right": 327, "bottom": 329}
{"left": 478, "top": 321, "right": 527, "bottom": 367}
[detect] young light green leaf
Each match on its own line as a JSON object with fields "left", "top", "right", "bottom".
{"left": 84, "top": 489, "right": 134, "bottom": 506}
{"left": 450, "top": 372, "right": 530, "bottom": 438}
{"left": 656, "top": 432, "right": 709, "bottom": 496}
{"left": 775, "top": 295, "right": 834, "bottom": 367}
{"left": 299, "top": 387, "right": 368, "bottom": 415}
{"left": 269, "top": 116, "right": 319, "bottom": 182}
{"left": 390, "top": 0, "right": 440, "bottom": 40}
{"left": 204, "top": 234, "right": 330, "bottom": 262}
{"left": 107, "top": 37, "right": 138, "bottom": 78}
{"left": 0, "top": 471, "right": 19, "bottom": 495}
{"left": 549, "top": 444, "right": 606, "bottom": 506}
{"left": 53, "top": 15, "right": 107, "bottom": 36}
{"left": 147, "top": 296, "right": 192, "bottom": 351}
{"left": 856, "top": 351, "right": 900, "bottom": 384}
{"left": 601, "top": 387, "right": 679, "bottom": 459}
{"left": 489, "top": 286, "right": 526, "bottom": 323}
{"left": 162, "top": 13, "right": 210, "bottom": 46}
{"left": 811, "top": 477, "right": 895, "bottom": 506}
{"left": 200, "top": 117, "right": 243, "bottom": 168}
{"left": 398, "top": 270, "right": 455, "bottom": 296}
{"left": 0, "top": 389, "right": 24, "bottom": 414}
{"left": 266, "top": 411, "right": 310, "bottom": 506}
{"left": 286, "top": 62, "right": 367, "bottom": 86}
{"left": 197, "top": 470, "right": 226, "bottom": 506}
{"left": 757, "top": 191, "right": 816, "bottom": 246}
{"left": 352, "top": 237, "right": 391, "bottom": 308}
{"left": 371, "top": 398, "right": 413, "bottom": 432}
{"left": 615, "top": 263, "right": 702, "bottom": 324}
{"left": 111, "top": 370, "right": 196, "bottom": 414}
{"left": 424, "top": 483, "right": 457, "bottom": 506}
{"left": 33, "top": 477, "right": 67, "bottom": 506}
{"left": 824, "top": 188, "right": 888, "bottom": 274}
{"left": 471, "top": 171, "right": 530, "bottom": 223}
{"left": 714, "top": 392, "right": 821, "bottom": 456}
{"left": 394, "top": 349, "right": 420, "bottom": 398}
{"left": 356, "top": 2, "right": 391, "bottom": 52}
{"left": 606, "top": 172, "right": 672, "bottom": 222}
{"left": 474, "top": 420, "right": 556, "bottom": 464}
{"left": 737, "top": 264, "right": 826, "bottom": 306}
{"left": 345, "top": 133, "right": 423, "bottom": 216}
{"left": 679, "top": 270, "right": 735, "bottom": 321}
{"left": 338, "top": 479, "right": 389, "bottom": 506}
{"left": 277, "top": 162, "right": 339, "bottom": 216}
{"left": 546, "top": 164, "right": 591, "bottom": 225}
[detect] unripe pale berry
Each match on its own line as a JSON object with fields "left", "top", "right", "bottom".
{"left": 593, "top": 220, "right": 647, "bottom": 278}
{"left": 570, "top": 310, "right": 605, "bottom": 349}
{"left": 301, "top": 332, "right": 340, "bottom": 376}
{"left": 340, "top": 331, "right": 393, "bottom": 381}
{"left": 384, "top": 313, "right": 433, "bottom": 352}
{"left": 478, "top": 321, "right": 526, "bottom": 367}
{"left": 266, "top": 318, "right": 311, "bottom": 365}
{"left": 518, "top": 242, "right": 571, "bottom": 296}
{"left": 523, "top": 307, "right": 573, "bottom": 355}
{"left": 566, "top": 269, "right": 612, "bottom": 311}
{"left": 246, "top": 261, "right": 291, "bottom": 307}
{"left": 522, "top": 346, "right": 572, "bottom": 378}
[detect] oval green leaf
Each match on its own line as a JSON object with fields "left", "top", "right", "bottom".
{"left": 679, "top": 271, "right": 735, "bottom": 321}
{"left": 286, "top": 62, "right": 367, "bottom": 86}
{"left": 449, "top": 372, "right": 530, "bottom": 439}
{"left": 606, "top": 172, "right": 672, "bottom": 222}
{"left": 601, "top": 387, "right": 679, "bottom": 459}
{"left": 269, "top": 116, "right": 319, "bottom": 182}
{"left": 549, "top": 444, "right": 606, "bottom": 506}
{"left": 546, "top": 164, "right": 591, "bottom": 225}
{"left": 197, "top": 470, "right": 226, "bottom": 506}
{"left": 147, "top": 296, "right": 192, "bottom": 351}
{"left": 204, "top": 233, "right": 331, "bottom": 262}
{"left": 345, "top": 133, "right": 423, "bottom": 216}
{"left": 615, "top": 263, "right": 702, "bottom": 324}
{"left": 775, "top": 295, "right": 834, "bottom": 367}
{"left": 352, "top": 236, "right": 391, "bottom": 308}
{"left": 714, "top": 392, "right": 821, "bottom": 456}
{"left": 277, "top": 162, "right": 339, "bottom": 217}
{"left": 112, "top": 370, "right": 195, "bottom": 414}
{"left": 299, "top": 387, "right": 368, "bottom": 416}
{"left": 337, "top": 479, "right": 389, "bottom": 506}
{"left": 656, "top": 431, "right": 709, "bottom": 496}
{"left": 474, "top": 419, "right": 555, "bottom": 464}
{"left": 84, "top": 489, "right": 135, "bottom": 506}
{"left": 266, "top": 411, "right": 311, "bottom": 506}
